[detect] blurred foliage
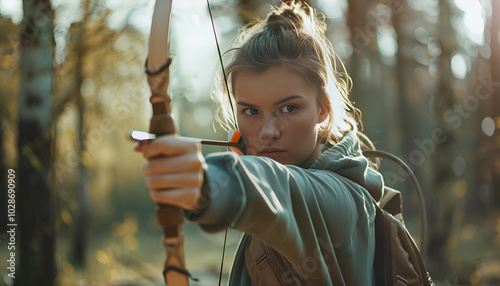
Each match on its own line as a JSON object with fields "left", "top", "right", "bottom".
{"left": 0, "top": 0, "right": 499, "bottom": 285}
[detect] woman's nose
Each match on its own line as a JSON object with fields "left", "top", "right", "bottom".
{"left": 259, "top": 115, "right": 281, "bottom": 141}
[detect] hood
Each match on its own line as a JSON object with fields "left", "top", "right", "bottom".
{"left": 308, "top": 131, "right": 384, "bottom": 200}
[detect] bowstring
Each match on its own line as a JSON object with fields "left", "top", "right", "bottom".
{"left": 206, "top": 0, "right": 238, "bottom": 128}
{"left": 218, "top": 228, "right": 229, "bottom": 286}
{"left": 206, "top": 1, "right": 234, "bottom": 285}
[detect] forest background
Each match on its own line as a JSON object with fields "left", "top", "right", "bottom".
{"left": 0, "top": 0, "right": 499, "bottom": 285}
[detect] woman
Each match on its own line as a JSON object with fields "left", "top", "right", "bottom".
{"left": 138, "top": 1, "right": 383, "bottom": 285}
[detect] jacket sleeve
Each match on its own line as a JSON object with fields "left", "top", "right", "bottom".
{"left": 184, "top": 152, "right": 374, "bottom": 268}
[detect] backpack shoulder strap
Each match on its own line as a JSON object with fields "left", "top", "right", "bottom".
{"left": 363, "top": 149, "right": 428, "bottom": 255}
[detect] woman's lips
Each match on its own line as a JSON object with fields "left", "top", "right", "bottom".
{"left": 259, "top": 148, "right": 286, "bottom": 157}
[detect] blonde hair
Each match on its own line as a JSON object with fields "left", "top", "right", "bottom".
{"left": 213, "top": 1, "right": 375, "bottom": 153}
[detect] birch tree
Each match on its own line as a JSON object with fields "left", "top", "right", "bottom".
{"left": 16, "top": 0, "right": 55, "bottom": 284}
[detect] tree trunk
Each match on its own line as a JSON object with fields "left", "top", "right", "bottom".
{"left": 346, "top": 0, "right": 405, "bottom": 159}
{"left": 489, "top": 0, "right": 500, "bottom": 207}
{"left": 425, "top": 0, "right": 458, "bottom": 278}
{"left": 346, "top": 0, "right": 370, "bottom": 86}
{"left": 70, "top": 2, "right": 91, "bottom": 268}
{"left": 16, "top": 0, "right": 55, "bottom": 285}
{"left": 0, "top": 124, "right": 6, "bottom": 235}
{"left": 392, "top": 0, "right": 425, "bottom": 161}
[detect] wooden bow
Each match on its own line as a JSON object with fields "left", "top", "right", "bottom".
{"left": 146, "top": 0, "right": 189, "bottom": 285}
{"left": 144, "top": 1, "right": 240, "bottom": 284}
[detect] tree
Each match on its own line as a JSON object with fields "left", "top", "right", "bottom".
{"left": 67, "top": 1, "right": 91, "bottom": 267}
{"left": 16, "top": 0, "right": 56, "bottom": 285}
{"left": 425, "top": 0, "right": 458, "bottom": 278}
{"left": 489, "top": 0, "right": 500, "bottom": 207}
{"left": 0, "top": 11, "right": 20, "bottom": 242}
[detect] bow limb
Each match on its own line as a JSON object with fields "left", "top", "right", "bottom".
{"left": 148, "top": 0, "right": 172, "bottom": 72}
{"left": 146, "top": 1, "right": 189, "bottom": 285}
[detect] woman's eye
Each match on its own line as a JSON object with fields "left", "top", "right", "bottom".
{"left": 281, "top": 105, "right": 297, "bottom": 113}
{"left": 244, "top": 108, "right": 259, "bottom": 116}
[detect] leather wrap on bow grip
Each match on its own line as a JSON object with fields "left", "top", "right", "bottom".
{"left": 146, "top": 58, "right": 189, "bottom": 285}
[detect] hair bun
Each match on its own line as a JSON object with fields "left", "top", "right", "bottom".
{"left": 265, "top": 6, "right": 302, "bottom": 31}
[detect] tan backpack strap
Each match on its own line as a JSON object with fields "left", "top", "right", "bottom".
{"left": 244, "top": 235, "right": 285, "bottom": 285}
{"left": 244, "top": 235, "right": 346, "bottom": 285}
{"left": 379, "top": 187, "right": 403, "bottom": 221}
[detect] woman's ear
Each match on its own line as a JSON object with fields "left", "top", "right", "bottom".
{"left": 317, "top": 95, "right": 330, "bottom": 123}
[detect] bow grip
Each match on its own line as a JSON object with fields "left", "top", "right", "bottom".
{"left": 148, "top": 99, "right": 183, "bottom": 238}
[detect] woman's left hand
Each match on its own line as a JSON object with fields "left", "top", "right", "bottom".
{"left": 135, "top": 135, "right": 207, "bottom": 211}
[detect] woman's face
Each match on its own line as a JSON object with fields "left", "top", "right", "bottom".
{"left": 233, "top": 65, "right": 329, "bottom": 166}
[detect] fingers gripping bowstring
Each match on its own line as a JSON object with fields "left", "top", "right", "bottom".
{"left": 206, "top": 1, "right": 233, "bottom": 285}
{"left": 206, "top": 0, "right": 238, "bottom": 128}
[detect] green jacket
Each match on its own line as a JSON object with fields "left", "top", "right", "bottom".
{"left": 185, "top": 131, "right": 383, "bottom": 285}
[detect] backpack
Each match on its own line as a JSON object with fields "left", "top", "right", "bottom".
{"left": 363, "top": 150, "right": 434, "bottom": 286}
{"left": 243, "top": 149, "right": 434, "bottom": 286}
